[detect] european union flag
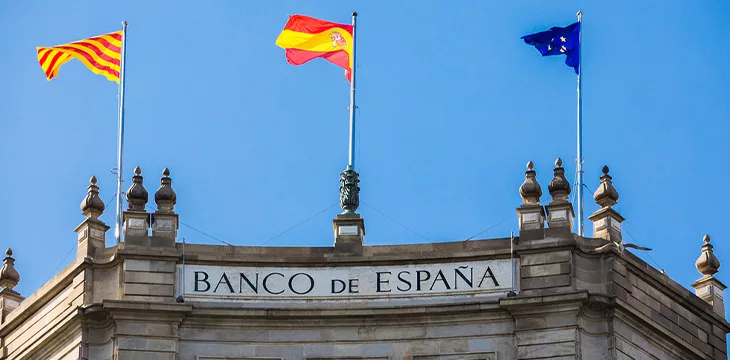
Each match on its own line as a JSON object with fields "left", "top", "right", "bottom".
{"left": 522, "top": 22, "right": 580, "bottom": 74}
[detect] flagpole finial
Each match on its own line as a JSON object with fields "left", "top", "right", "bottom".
{"left": 352, "top": 11, "right": 358, "bottom": 17}
{"left": 577, "top": 11, "right": 582, "bottom": 21}
{"left": 122, "top": 20, "right": 128, "bottom": 26}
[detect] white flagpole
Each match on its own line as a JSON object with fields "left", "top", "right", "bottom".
{"left": 115, "top": 21, "right": 128, "bottom": 244}
{"left": 347, "top": 12, "right": 357, "bottom": 170}
{"left": 576, "top": 11, "right": 584, "bottom": 237}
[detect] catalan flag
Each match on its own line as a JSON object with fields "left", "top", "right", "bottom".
{"left": 275, "top": 15, "right": 354, "bottom": 82}
{"left": 37, "top": 30, "right": 123, "bottom": 83}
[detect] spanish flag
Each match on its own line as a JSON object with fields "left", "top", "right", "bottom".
{"left": 276, "top": 15, "right": 353, "bottom": 82}
{"left": 37, "top": 30, "right": 122, "bottom": 83}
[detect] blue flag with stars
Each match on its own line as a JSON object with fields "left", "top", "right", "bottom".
{"left": 522, "top": 22, "right": 580, "bottom": 74}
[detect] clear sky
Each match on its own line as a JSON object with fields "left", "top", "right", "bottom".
{"left": 1, "top": 0, "right": 728, "bottom": 307}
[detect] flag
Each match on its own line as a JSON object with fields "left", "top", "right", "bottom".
{"left": 275, "top": 15, "right": 353, "bottom": 82}
{"left": 522, "top": 22, "right": 580, "bottom": 74}
{"left": 37, "top": 30, "right": 123, "bottom": 83}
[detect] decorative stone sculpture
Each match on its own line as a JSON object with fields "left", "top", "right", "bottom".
{"left": 126, "top": 166, "right": 148, "bottom": 211}
{"left": 691, "top": 234, "right": 726, "bottom": 317}
{"left": 0, "top": 249, "right": 20, "bottom": 292}
{"left": 155, "top": 168, "right": 177, "bottom": 213}
{"left": 587, "top": 166, "right": 650, "bottom": 254}
{"left": 80, "top": 176, "right": 105, "bottom": 219}
{"left": 593, "top": 166, "right": 619, "bottom": 208}
{"left": 516, "top": 161, "right": 545, "bottom": 233}
{"left": 545, "top": 158, "right": 574, "bottom": 229}
{"left": 696, "top": 234, "right": 720, "bottom": 276}
{"left": 75, "top": 176, "right": 109, "bottom": 258}
{"left": 339, "top": 168, "right": 360, "bottom": 214}
{"left": 519, "top": 161, "right": 542, "bottom": 205}
{"left": 548, "top": 158, "right": 571, "bottom": 203}
{"left": 151, "top": 168, "right": 179, "bottom": 242}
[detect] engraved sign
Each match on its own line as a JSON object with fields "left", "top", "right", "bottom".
{"left": 550, "top": 210, "right": 567, "bottom": 221}
{"left": 523, "top": 213, "right": 540, "bottom": 223}
{"left": 155, "top": 219, "right": 174, "bottom": 231}
{"left": 129, "top": 218, "right": 146, "bottom": 229}
{"left": 180, "top": 259, "right": 515, "bottom": 302}
{"left": 338, "top": 225, "right": 359, "bottom": 235}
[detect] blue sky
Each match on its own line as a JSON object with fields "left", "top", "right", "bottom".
{"left": 1, "top": 0, "right": 728, "bottom": 305}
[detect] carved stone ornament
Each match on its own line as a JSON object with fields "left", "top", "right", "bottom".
{"left": 0, "top": 248, "right": 20, "bottom": 292}
{"left": 126, "top": 166, "right": 148, "bottom": 211}
{"left": 696, "top": 234, "right": 720, "bottom": 276}
{"left": 155, "top": 168, "right": 177, "bottom": 213}
{"left": 548, "top": 158, "right": 571, "bottom": 203}
{"left": 519, "top": 161, "right": 542, "bottom": 205}
{"left": 80, "top": 176, "right": 105, "bottom": 218}
{"left": 339, "top": 168, "right": 360, "bottom": 214}
{"left": 594, "top": 165, "right": 619, "bottom": 208}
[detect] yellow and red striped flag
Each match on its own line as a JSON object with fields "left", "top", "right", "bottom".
{"left": 37, "top": 30, "right": 122, "bottom": 83}
{"left": 275, "top": 15, "right": 353, "bottom": 82}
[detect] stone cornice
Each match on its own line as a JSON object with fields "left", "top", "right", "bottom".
{"left": 175, "top": 237, "right": 516, "bottom": 267}
{"left": 184, "top": 299, "right": 510, "bottom": 326}
{"left": 0, "top": 259, "right": 89, "bottom": 337}
{"left": 102, "top": 299, "right": 192, "bottom": 320}
{"left": 614, "top": 300, "right": 706, "bottom": 360}
{"left": 617, "top": 251, "right": 730, "bottom": 332}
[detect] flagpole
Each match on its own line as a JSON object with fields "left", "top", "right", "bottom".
{"left": 576, "top": 11, "right": 584, "bottom": 237}
{"left": 347, "top": 11, "right": 357, "bottom": 170}
{"left": 115, "top": 21, "right": 128, "bottom": 244}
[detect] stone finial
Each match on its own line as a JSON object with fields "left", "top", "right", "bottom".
{"left": 544, "top": 158, "right": 575, "bottom": 230}
{"left": 587, "top": 165, "right": 631, "bottom": 248}
{"left": 594, "top": 165, "right": 619, "bottom": 208}
{"left": 75, "top": 177, "right": 109, "bottom": 259}
{"left": 692, "top": 234, "right": 726, "bottom": 317}
{"left": 548, "top": 158, "right": 571, "bottom": 203}
{"left": 516, "top": 161, "right": 546, "bottom": 234}
{"left": 150, "top": 167, "right": 179, "bottom": 243}
{"left": 126, "top": 166, "right": 148, "bottom": 211}
{"left": 339, "top": 168, "right": 360, "bottom": 214}
{"left": 0, "top": 249, "right": 20, "bottom": 292}
{"left": 80, "top": 176, "right": 105, "bottom": 219}
{"left": 696, "top": 234, "right": 720, "bottom": 276}
{"left": 519, "top": 161, "right": 542, "bottom": 205}
{"left": 154, "top": 168, "right": 177, "bottom": 213}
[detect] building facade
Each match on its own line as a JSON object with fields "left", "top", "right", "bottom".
{"left": 0, "top": 161, "right": 727, "bottom": 360}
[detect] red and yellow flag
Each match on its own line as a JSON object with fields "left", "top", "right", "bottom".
{"left": 275, "top": 15, "right": 353, "bottom": 82}
{"left": 37, "top": 31, "right": 122, "bottom": 83}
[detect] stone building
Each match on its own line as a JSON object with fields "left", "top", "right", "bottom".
{"left": 0, "top": 161, "right": 727, "bottom": 360}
